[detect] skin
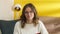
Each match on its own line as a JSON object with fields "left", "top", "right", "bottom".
{"left": 25, "top": 7, "right": 34, "bottom": 24}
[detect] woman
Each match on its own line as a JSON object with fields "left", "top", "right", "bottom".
{"left": 13, "top": 3, "right": 49, "bottom": 34}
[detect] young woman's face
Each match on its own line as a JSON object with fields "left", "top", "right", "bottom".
{"left": 25, "top": 7, "right": 34, "bottom": 20}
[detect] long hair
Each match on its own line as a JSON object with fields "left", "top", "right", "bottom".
{"left": 20, "top": 3, "right": 39, "bottom": 28}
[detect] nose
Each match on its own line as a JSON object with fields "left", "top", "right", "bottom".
{"left": 28, "top": 12, "right": 31, "bottom": 16}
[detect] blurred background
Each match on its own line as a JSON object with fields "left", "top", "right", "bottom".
{"left": 0, "top": 0, "right": 60, "bottom": 34}
{"left": 14, "top": 0, "right": 60, "bottom": 19}
{"left": 0, "top": 0, "right": 60, "bottom": 20}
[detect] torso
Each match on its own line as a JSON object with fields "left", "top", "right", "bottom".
{"left": 18, "top": 22, "right": 41, "bottom": 34}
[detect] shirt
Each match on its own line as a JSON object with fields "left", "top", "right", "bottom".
{"left": 13, "top": 20, "right": 49, "bottom": 34}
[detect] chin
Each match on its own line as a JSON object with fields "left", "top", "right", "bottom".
{"left": 28, "top": 18, "right": 33, "bottom": 20}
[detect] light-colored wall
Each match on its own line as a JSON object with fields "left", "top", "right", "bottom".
{"left": 0, "top": 0, "right": 14, "bottom": 20}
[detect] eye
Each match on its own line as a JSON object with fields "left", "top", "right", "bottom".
{"left": 25, "top": 11, "right": 28, "bottom": 14}
{"left": 30, "top": 11, "right": 34, "bottom": 13}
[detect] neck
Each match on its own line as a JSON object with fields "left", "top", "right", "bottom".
{"left": 26, "top": 19, "right": 33, "bottom": 24}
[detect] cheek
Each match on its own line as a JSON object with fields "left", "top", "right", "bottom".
{"left": 31, "top": 13, "right": 34, "bottom": 18}
{"left": 25, "top": 14, "right": 28, "bottom": 18}
{"left": 25, "top": 14, "right": 27, "bottom": 17}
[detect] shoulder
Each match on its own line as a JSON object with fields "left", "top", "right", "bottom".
{"left": 38, "top": 20, "right": 44, "bottom": 25}
{"left": 38, "top": 20, "right": 45, "bottom": 27}
{"left": 16, "top": 21, "right": 21, "bottom": 24}
{"left": 15, "top": 20, "right": 21, "bottom": 27}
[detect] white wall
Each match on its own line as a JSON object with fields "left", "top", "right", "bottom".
{"left": 0, "top": 0, "right": 14, "bottom": 20}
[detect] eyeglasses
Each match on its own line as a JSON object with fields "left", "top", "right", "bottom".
{"left": 24, "top": 11, "right": 34, "bottom": 14}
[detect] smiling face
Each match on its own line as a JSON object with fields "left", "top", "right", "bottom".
{"left": 25, "top": 7, "right": 34, "bottom": 20}
{"left": 20, "top": 3, "right": 38, "bottom": 28}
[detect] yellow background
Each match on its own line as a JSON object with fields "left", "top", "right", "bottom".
{"left": 14, "top": 0, "right": 60, "bottom": 20}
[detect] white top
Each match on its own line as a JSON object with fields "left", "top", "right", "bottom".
{"left": 13, "top": 20, "right": 49, "bottom": 34}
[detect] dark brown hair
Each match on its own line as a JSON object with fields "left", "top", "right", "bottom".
{"left": 20, "top": 3, "right": 39, "bottom": 28}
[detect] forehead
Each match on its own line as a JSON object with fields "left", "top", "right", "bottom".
{"left": 25, "top": 7, "right": 32, "bottom": 12}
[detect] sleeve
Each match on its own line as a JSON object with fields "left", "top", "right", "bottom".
{"left": 13, "top": 21, "right": 21, "bottom": 34}
{"left": 39, "top": 21, "right": 49, "bottom": 34}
